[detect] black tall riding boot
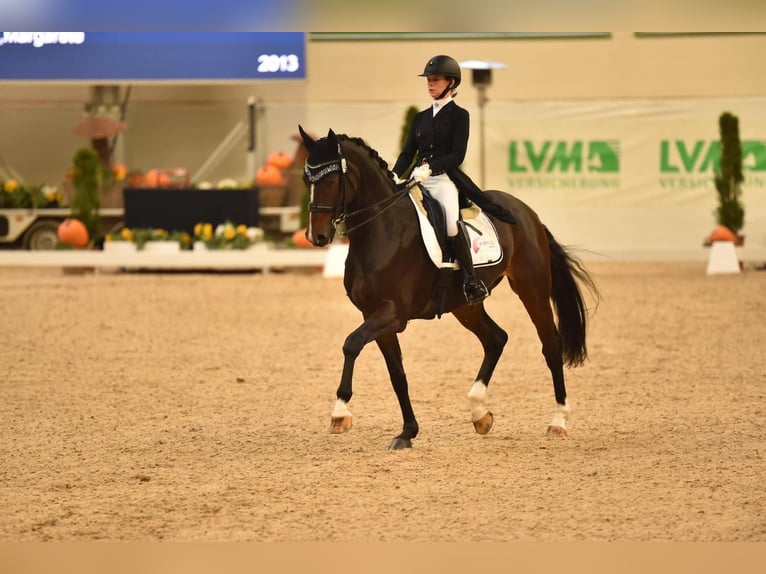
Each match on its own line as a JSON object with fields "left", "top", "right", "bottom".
{"left": 451, "top": 224, "right": 489, "bottom": 305}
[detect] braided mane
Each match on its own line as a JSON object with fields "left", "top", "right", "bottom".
{"left": 336, "top": 134, "right": 397, "bottom": 183}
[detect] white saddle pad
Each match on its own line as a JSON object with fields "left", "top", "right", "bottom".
{"left": 408, "top": 188, "right": 504, "bottom": 270}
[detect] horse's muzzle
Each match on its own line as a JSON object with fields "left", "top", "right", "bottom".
{"left": 312, "top": 234, "right": 331, "bottom": 247}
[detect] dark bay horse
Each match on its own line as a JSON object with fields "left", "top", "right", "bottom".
{"left": 300, "top": 126, "right": 598, "bottom": 450}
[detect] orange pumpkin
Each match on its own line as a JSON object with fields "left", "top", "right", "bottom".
{"left": 267, "top": 151, "right": 294, "bottom": 170}
{"left": 127, "top": 171, "right": 145, "bottom": 187}
{"left": 157, "top": 172, "right": 170, "bottom": 187}
{"left": 708, "top": 225, "right": 737, "bottom": 243}
{"left": 292, "top": 227, "right": 314, "bottom": 248}
{"left": 57, "top": 218, "right": 89, "bottom": 248}
{"left": 143, "top": 169, "right": 159, "bottom": 187}
{"left": 255, "top": 164, "right": 286, "bottom": 187}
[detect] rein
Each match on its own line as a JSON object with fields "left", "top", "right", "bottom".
{"left": 333, "top": 185, "right": 411, "bottom": 237}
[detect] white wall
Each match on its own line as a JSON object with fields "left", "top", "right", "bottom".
{"left": 2, "top": 33, "right": 764, "bottom": 257}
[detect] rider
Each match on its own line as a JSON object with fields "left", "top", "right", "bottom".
{"left": 391, "top": 54, "right": 489, "bottom": 305}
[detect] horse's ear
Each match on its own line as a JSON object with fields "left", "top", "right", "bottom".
{"left": 298, "top": 125, "right": 315, "bottom": 149}
{"left": 326, "top": 129, "right": 338, "bottom": 146}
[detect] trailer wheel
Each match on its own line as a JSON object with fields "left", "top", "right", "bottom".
{"left": 23, "top": 220, "right": 61, "bottom": 250}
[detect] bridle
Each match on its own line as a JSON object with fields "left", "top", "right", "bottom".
{"left": 305, "top": 148, "right": 348, "bottom": 216}
{"left": 305, "top": 143, "right": 410, "bottom": 238}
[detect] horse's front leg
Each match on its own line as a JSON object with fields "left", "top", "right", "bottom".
{"left": 375, "top": 332, "right": 418, "bottom": 450}
{"left": 330, "top": 302, "right": 405, "bottom": 435}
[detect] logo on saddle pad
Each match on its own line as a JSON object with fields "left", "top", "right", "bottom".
{"left": 408, "top": 191, "right": 503, "bottom": 269}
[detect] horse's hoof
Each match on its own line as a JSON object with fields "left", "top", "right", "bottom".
{"left": 473, "top": 411, "right": 494, "bottom": 435}
{"left": 329, "top": 416, "right": 352, "bottom": 434}
{"left": 546, "top": 425, "right": 568, "bottom": 437}
{"left": 389, "top": 437, "right": 413, "bottom": 450}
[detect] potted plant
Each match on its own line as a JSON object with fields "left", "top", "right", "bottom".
{"left": 141, "top": 228, "right": 189, "bottom": 253}
{"left": 0, "top": 180, "right": 62, "bottom": 208}
{"left": 103, "top": 227, "right": 138, "bottom": 253}
{"left": 706, "top": 112, "right": 745, "bottom": 246}
{"left": 193, "top": 220, "right": 264, "bottom": 250}
{"left": 115, "top": 227, "right": 184, "bottom": 251}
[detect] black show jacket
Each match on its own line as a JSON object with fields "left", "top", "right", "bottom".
{"left": 392, "top": 100, "right": 469, "bottom": 177}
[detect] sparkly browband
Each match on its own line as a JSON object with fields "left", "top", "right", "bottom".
{"left": 304, "top": 161, "right": 341, "bottom": 183}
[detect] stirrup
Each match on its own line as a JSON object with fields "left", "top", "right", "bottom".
{"left": 463, "top": 278, "right": 489, "bottom": 305}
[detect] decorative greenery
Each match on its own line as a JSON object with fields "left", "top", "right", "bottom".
{"left": 105, "top": 227, "right": 191, "bottom": 250}
{"left": 167, "top": 229, "right": 192, "bottom": 249}
{"left": 398, "top": 105, "right": 419, "bottom": 178}
{"left": 0, "top": 180, "right": 64, "bottom": 209}
{"left": 70, "top": 147, "right": 103, "bottom": 242}
{"left": 714, "top": 112, "right": 745, "bottom": 235}
{"left": 193, "top": 220, "right": 264, "bottom": 249}
{"left": 105, "top": 227, "right": 135, "bottom": 243}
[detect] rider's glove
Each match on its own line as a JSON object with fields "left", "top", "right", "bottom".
{"left": 392, "top": 172, "right": 404, "bottom": 185}
{"left": 412, "top": 163, "right": 432, "bottom": 183}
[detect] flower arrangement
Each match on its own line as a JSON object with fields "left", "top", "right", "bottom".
{"left": 103, "top": 223, "right": 263, "bottom": 251}
{"left": 105, "top": 227, "right": 135, "bottom": 243}
{"left": 0, "top": 180, "right": 64, "bottom": 209}
{"left": 193, "top": 220, "right": 264, "bottom": 250}
{"left": 105, "top": 227, "right": 191, "bottom": 250}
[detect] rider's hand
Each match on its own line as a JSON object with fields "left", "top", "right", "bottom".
{"left": 412, "top": 164, "right": 431, "bottom": 183}
{"left": 392, "top": 172, "right": 404, "bottom": 185}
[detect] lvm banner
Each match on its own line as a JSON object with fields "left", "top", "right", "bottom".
{"left": 476, "top": 98, "right": 766, "bottom": 255}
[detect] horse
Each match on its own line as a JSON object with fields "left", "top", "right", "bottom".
{"left": 299, "top": 126, "right": 598, "bottom": 450}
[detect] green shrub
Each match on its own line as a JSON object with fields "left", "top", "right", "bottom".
{"left": 70, "top": 147, "right": 103, "bottom": 243}
{"left": 398, "top": 106, "right": 419, "bottom": 177}
{"left": 714, "top": 112, "right": 745, "bottom": 234}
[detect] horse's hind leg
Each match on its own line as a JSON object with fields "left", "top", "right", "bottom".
{"left": 452, "top": 304, "right": 508, "bottom": 435}
{"left": 511, "top": 281, "right": 571, "bottom": 436}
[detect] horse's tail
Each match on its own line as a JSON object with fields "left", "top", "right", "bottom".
{"left": 545, "top": 226, "right": 599, "bottom": 367}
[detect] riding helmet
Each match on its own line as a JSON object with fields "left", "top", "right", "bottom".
{"left": 419, "top": 55, "right": 462, "bottom": 88}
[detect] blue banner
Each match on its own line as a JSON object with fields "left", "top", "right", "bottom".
{"left": 0, "top": 32, "right": 306, "bottom": 80}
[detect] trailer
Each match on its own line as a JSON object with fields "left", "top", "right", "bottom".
{"left": 0, "top": 208, "right": 125, "bottom": 250}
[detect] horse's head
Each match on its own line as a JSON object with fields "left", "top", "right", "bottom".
{"left": 299, "top": 125, "right": 347, "bottom": 247}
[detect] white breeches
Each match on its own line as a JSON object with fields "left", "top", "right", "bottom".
{"left": 422, "top": 173, "right": 459, "bottom": 237}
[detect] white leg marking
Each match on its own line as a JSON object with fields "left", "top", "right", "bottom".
{"left": 467, "top": 381, "right": 489, "bottom": 422}
{"left": 549, "top": 401, "right": 571, "bottom": 430}
{"left": 331, "top": 399, "right": 353, "bottom": 419}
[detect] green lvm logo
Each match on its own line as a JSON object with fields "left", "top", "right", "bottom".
{"left": 508, "top": 140, "right": 620, "bottom": 189}
{"left": 659, "top": 140, "right": 766, "bottom": 189}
